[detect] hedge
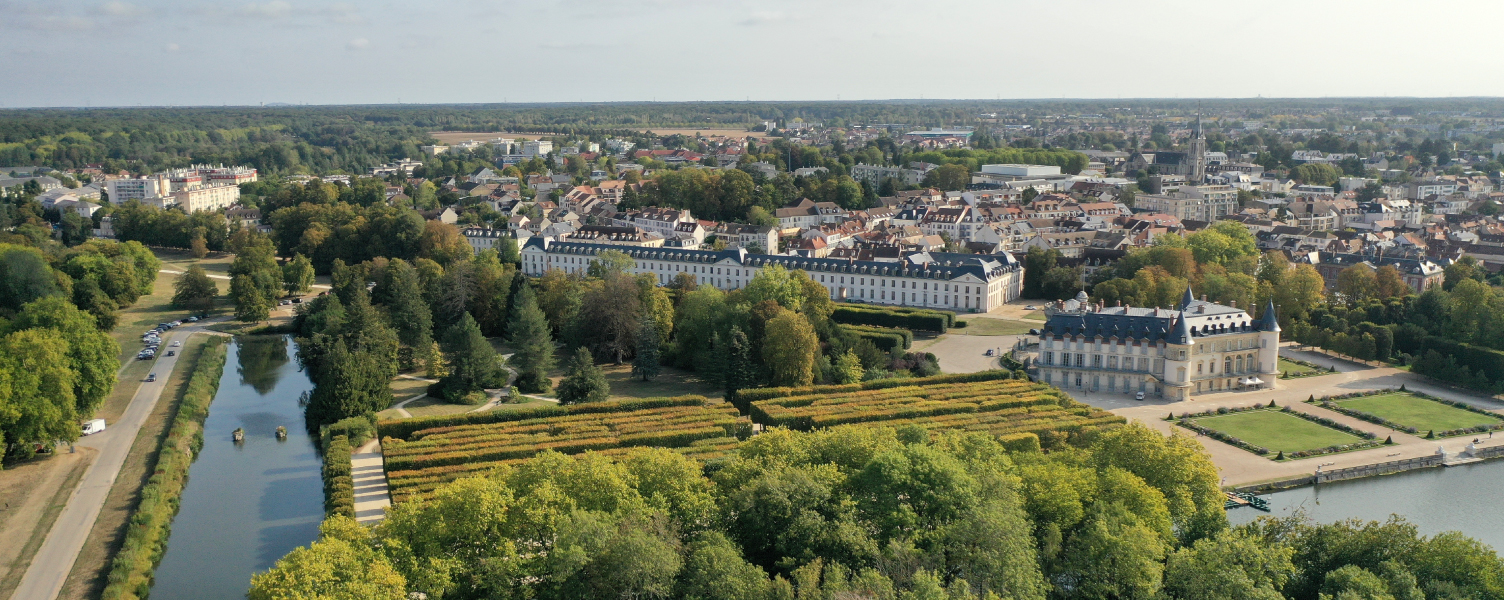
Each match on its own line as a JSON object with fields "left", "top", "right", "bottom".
{"left": 322, "top": 435, "right": 355, "bottom": 518}
{"left": 378, "top": 394, "right": 708, "bottom": 440}
{"left": 732, "top": 369, "right": 1016, "bottom": 411}
{"left": 100, "top": 338, "right": 227, "bottom": 600}
{"left": 838, "top": 324, "right": 913, "bottom": 351}
{"left": 1418, "top": 335, "right": 1504, "bottom": 389}
{"left": 831, "top": 305, "right": 954, "bottom": 333}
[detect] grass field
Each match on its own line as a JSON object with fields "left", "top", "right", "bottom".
{"left": 1191, "top": 410, "right": 1362, "bottom": 454}
{"left": 1337, "top": 393, "right": 1504, "bottom": 433}
{"left": 1279, "top": 358, "right": 1322, "bottom": 376}
{"left": 1022, "top": 312, "right": 1047, "bottom": 321}
{"left": 952, "top": 318, "right": 1035, "bottom": 336}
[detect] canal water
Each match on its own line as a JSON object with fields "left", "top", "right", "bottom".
{"left": 150, "top": 336, "right": 323, "bottom": 600}
{"left": 1228, "top": 460, "right": 1504, "bottom": 550}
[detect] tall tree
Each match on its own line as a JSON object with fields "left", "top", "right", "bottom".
{"left": 231, "top": 274, "right": 271, "bottom": 322}
{"left": 439, "top": 313, "right": 504, "bottom": 403}
{"left": 632, "top": 315, "right": 661, "bottom": 382}
{"left": 374, "top": 259, "right": 435, "bottom": 362}
{"left": 304, "top": 338, "right": 393, "bottom": 425}
{"left": 11, "top": 296, "right": 119, "bottom": 417}
{"left": 283, "top": 253, "right": 316, "bottom": 294}
{"left": 0, "top": 328, "right": 79, "bottom": 461}
{"left": 762, "top": 311, "right": 818, "bottom": 387}
{"left": 558, "top": 346, "right": 610, "bottom": 404}
{"left": 172, "top": 265, "right": 219, "bottom": 315}
{"left": 724, "top": 327, "right": 757, "bottom": 401}
{"left": 505, "top": 284, "right": 555, "bottom": 393}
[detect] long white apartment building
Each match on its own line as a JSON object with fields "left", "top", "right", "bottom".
{"left": 106, "top": 164, "right": 254, "bottom": 212}
{"left": 521, "top": 237, "right": 1023, "bottom": 312}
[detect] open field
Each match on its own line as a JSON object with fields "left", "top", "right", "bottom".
{"left": 57, "top": 335, "right": 214, "bottom": 600}
{"left": 1337, "top": 393, "right": 1504, "bottom": 433}
{"left": 952, "top": 318, "right": 1035, "bottom": 336}
{"left": 1022, "top": 312, "right": 1047, "bottom": 321}
{"left": 1190, "top": 410, "right": 1361, "bottom": 454}
{"left": 101, "top": 266, "right": 226, "bottom": 422}
{"left": 0, "top": 448, "right": 94, "bottom": 600}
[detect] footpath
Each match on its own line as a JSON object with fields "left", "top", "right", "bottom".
{"left": 9, "top": 322, "right": 226, "bottom": 600}
{"left": 351, "top": 440, "right": 391, "bottom": 524}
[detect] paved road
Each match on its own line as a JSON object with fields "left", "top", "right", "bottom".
{"left": 1081, "top": 345, "right": 1504, "bottom": 488}
{"left": 8, "top": 322, "right": 224, "bottom": 600}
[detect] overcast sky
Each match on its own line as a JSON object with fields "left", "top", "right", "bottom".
{"left": 5, "top": 0, "right": 1504, "bottom": 108}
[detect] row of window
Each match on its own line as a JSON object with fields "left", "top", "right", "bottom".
{"left": 1043, "top": 352, "right": 1159, "bottom": 373}
{"left": 1042, "top": 371, "right": 1153, "bottom": 394}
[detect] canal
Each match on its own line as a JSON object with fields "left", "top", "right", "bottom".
{"left": 149, "top": 336, "right": 323, "bottom": 600}
{"left": 1229, "top": 460, "right": 1504, "bottom": 550}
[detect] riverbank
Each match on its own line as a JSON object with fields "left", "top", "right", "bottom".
{"left": 95, "top": 337, "right": 227, "bottom": 600}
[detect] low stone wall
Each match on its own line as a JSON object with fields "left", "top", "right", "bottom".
{"left": 1235, "top": 450, "right": 1504, "bottom": 494}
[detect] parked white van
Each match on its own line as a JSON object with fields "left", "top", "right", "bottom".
{"left": 82, "top": 419, "right": 106, "bottom": 436}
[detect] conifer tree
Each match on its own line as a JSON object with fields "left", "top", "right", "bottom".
{"left": 505, "top": 284, "right": 555, "bottom": 393}
{"left": 439, "top": 313, "right": 503, "bottom": 402}
{"left": 632, "top": 315, "right": 661, "bottom": 382}
{"left": 558, "top": 347, "right": 610, "bottom": 404}
{"left": 724, "top": 327, "right": 757, "bottom": 402}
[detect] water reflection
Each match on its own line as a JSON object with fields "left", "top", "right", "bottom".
{"left": 236, "top": 335, "right": 288, "bottom": 395}
{"left": 1229, "top": 462, "right": 1504, "bottom": 551}
{"left": 149, "top": 336, "right": 322, "bottom": 600}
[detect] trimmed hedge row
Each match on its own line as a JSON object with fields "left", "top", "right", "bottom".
{"left": 832, "top": 305, "right": 954, "bottom": 333}
{"left": 377, "top": 394, "right": 708, "bottom": 440}
{"left": 323, "top": 435, "right": 354, "bottom": 518}
{"left": 100, "top": 338, "right": 227, "bottom": 600}
{"left": 838, "top": 324, "right": 914, "bottom": 351}
{"left": 732, "top": 369, "right": 1016, "bottom": 412}
{"left": 1416, "top": 335, "right": 1504, "bottom": 390}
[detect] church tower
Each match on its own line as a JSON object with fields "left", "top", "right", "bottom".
{"left": 1187, "top": 110, "right": 1207, "bottom": 184}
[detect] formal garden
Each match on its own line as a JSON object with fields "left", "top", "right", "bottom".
{"left": 1278, "top": 357, "right": 1330, "bottom": 379}
{"left": 1174, "top": 403, "right": 1385, "bottom": 460}
{"left": 1315, "top": 389, "right": 1504, "bottom": 438}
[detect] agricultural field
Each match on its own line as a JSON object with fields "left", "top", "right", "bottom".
{"left": 1190, "top": 410, "right": 1361, "bottom": 454}
{"left": 1337, "top": 392, "right": 1504, "bottom": 433}
{"left": 379, "top": 396, "right": 744, "bottom": 502}
{"left": 744, "top": 374, "right": 1122, "bottom": 445}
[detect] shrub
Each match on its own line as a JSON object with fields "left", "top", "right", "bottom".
{"left": 322, "top": 435, "right": 355, "bottom": 518}
{"left": 325, "top": 415, "right": 376, "bottom": 447}
{"left": 831, "top": 304, "right": 953, "bottom": 333}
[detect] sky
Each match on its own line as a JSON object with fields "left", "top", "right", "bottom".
{"left": 4, "top": 0, "right": 1504, "bottom": 108}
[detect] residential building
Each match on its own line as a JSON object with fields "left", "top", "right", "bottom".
{"left": 520, "top": 238, "right": 1023, "bottom": 312}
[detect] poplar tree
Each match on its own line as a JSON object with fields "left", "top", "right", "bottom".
{"left": 632, "top": 315, "right": 661, "bottom": 382}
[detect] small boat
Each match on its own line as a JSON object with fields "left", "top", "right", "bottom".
{"left": 275, "top": 426, "right": 287, "bottom": 440}
{"left": 232, "top": 427, "right": 244, "bottom": 442}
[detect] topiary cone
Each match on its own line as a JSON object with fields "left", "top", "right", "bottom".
{"left": 1426, "top": 430, "right": 1435, "bottom": 439}
{"left": 1275, "top": 450, "right": 1285, "bottom": 460}
{"left": 1385, "top": 435, "right": 1393, "bottom": 444}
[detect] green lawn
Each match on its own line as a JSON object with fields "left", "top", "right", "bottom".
{"left": 1192, "top": 410, "right": 1362, "bottom": 454}
{"left": 1337, "top": 393, "right": 1503, "bottom": 433}
{"left": 1279, "top": 358, "right": 1321, "bottom": 376}
{"left": 953, "top": 318, "right": 1036, "bottom": 336}
{"left": 1022, "top": 312, "right": 1047, "bottom": 321}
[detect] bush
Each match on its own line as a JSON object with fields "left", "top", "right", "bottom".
{"left": 838, "top": 324, "right": 913, "bottom": 351}
{"left": 325, "top": 415, "right": 376, "bottom": 447}
{"left": 100, "top": 338, "right": 228, "bottom": 600}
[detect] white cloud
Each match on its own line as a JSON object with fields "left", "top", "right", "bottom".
{"left": 100, "top": 1, "right": 144, "bottom": 17}
{"left": 164, "top": 43, "right": 180, "bottom": 52}
{"left": 240, "top": 1, "right": 293, "bottom": 18}
{"left": 345, "top": 37, "right": 369, "bottom": 51}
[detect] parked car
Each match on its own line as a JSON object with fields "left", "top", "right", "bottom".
{"left": 82, "top": 419, "right": 106, "bottom": 436}
{"left": 1024, "top": 305, "right": 1037, "bottom": 310}
{"left": 279, "top": 300, "right": 291, "bottom": 306}
{"left": 1135, "top": 392, "right": 1145, "bottom": 401}
{"left": 187, "top": 316, "right": 199, "bottom": 322}
{"left": 146, "top": 373, "right": 157, "bottom": 382}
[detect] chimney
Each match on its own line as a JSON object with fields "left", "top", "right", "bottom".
{"left": 1201, "top": 294, "right": 1208, "bottom": 302}
{"left": 1115, "top": 299, "right": 1122, "bottom": 307}
{"left": 1230, "top": 300, "right": 1237, "bottom": 308}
